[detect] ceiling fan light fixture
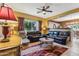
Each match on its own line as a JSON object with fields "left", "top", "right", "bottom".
{"left": 42, "top": 11, "right": 46, "bottom": 14}
{"left": 36, "top": 4, "right": 53, "bottom": 15}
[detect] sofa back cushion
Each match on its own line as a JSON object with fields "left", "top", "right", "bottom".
{"left": 59, "top": 31, "right": 70, "bottom": 36}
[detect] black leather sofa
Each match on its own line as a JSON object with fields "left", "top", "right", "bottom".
{"left": 48, "top": 31, "right": 70, "bottom": 45}
{"left": 27, "top": 31, "right": 41, "bottom": 43}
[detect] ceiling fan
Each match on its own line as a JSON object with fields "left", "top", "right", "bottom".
{"left": 36, "top": 5, "right": 53, "bottom": 15}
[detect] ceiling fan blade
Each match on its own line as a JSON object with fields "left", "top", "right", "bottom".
{"left": 37, "top": 11, "right": 43, "bottom": 13}
{"left": 46, "top": 6, "right": 50, "bottom": 9}
{"left": 43, "top": 6, "right": 45, "bottom": 9}
{"left": 46, "top": 10, "right": 53, "bottom": 12}
{"left": 36, "top": 8, "right": 42, "bottom": 10}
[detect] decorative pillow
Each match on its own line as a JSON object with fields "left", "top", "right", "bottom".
{"left": 53, "top": 31, "right": 59, "bottom": 36}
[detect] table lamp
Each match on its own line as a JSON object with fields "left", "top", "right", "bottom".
{"left": 0, "top": 3, "right": 16, "bottom": 42}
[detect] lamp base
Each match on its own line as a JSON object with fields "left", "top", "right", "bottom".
{"left": 0, "top": 38, "right": 9, "bottom": 43}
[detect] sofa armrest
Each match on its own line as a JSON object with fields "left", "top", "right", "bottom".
{"left": 21, "top": 38, "right": 30, "bottom": 44}
{"left": 66, "top": 36, "right": 70, "bottom": 43}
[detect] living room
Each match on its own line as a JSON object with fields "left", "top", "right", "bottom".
{"left": 0, "top": 3, "right": 79, "bottom": 56}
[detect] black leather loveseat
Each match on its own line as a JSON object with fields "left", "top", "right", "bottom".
{"left": 48, "top": 31, "right": 70, "bottom": 45}
{"left": 27, "top": 31, "right": 41, "bottom": 43}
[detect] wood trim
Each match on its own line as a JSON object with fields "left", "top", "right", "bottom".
{"left": 61, "top": 19, "right": 79, "bottom": 23}
{"left": 48, "top": 20, "right": 61, "bottom": 23}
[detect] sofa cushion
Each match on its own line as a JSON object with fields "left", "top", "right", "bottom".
{"left": 21, "top": 38, "right": 30, "bottom": 44}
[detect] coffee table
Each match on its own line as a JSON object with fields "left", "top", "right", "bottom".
{"left": 39, "top": 38, "right": 54, "bottom": 48}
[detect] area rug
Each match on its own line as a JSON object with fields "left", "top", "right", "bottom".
{"left": 23, "top": 45, "right": 68, "bottom": 56}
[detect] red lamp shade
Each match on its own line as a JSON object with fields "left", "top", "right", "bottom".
{"left": 0, "top": 4, "right": 16, "bottom": 21}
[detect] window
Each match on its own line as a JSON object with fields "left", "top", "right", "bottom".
{"left": 24, "top": 19, "right": 39, "bottom": 32}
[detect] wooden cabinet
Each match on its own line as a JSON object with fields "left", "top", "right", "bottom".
{"left": 0, "top": 46, "right": 20, "bottom": 56}
{"left": 0, "top": 35, "right": 21, "bottom": 56}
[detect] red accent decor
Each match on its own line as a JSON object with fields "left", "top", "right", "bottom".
{"left": 24, "top": 45, "right": 68, "bottom": 56}
{"left": 2, "top": 26, "right": 9, "bottom": 39}
{"left": 0, "top": 3, "right": 16, "bottom": 41}
{"left": 0, "top": 4, "right": 16, "bottom": 21}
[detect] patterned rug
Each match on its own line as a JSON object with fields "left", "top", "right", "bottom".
{"left": 23, "top": 45, "right": 68, "bottom": 56}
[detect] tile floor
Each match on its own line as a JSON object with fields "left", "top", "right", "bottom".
{"left": 62, "top": 37, "right": 79, "bottom": 56}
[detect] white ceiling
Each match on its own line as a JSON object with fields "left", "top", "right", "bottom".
{"left": 6, "top": 3, "right": 79, "bottom": 18}
{"left": 53, "top": 12, "right": 79, "bottom": 22}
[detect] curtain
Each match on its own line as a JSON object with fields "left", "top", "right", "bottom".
{"left": 18, "top": 17, "right": 24, "bottom": 31}
{"left": 39, "top": 21, "right": 42, "bottom": 32}
{"left": 18, "top": 17, "right": 25, "bottom": 37}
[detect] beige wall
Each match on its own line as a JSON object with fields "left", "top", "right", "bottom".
{"left": 60, "top": 19, "right": 79, "bottom": 28}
